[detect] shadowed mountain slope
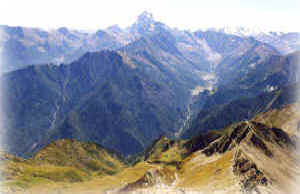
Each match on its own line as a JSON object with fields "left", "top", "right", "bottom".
{"left": 2, "top": 50, "right": 192, "bottom": 157}
{"left": 182, "top": 83, "right": 299, "bottom": 139}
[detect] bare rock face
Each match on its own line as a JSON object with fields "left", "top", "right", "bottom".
{"left": 120, "top": 169, "right": 162, "bottom": 191}
{"left": 233, "top": 150, "right": 268, "bottom": 193}
{"left": 119, "top": 168, "right": 176, "bottom": 193}
{"left": 202, "top": 121, "right": 295, "bottom": 157}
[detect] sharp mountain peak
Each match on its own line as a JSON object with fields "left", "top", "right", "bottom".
{"left": 137, "top": 11, "right": 155, "bottom": 23}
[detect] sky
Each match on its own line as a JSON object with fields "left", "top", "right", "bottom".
{"left": 1, "top": 0, "right": 299, "bottom": 32}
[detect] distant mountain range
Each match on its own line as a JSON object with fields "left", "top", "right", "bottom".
{"left": 1, "top": 11, "right": 299, "bottom": 72}
{"left": 209, "top": 26, "right": 300, "bottom": 54}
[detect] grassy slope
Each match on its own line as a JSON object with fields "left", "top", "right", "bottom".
{"left": 177, "top": 150, "right": 239, "bottom": 193}
{"left": 0, "top": 139, "right": 126, "bottom": 192}
{"left": 1, "top": 162, "right": 154, "bottom": 194}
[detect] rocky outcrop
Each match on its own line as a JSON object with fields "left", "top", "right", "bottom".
{"left": 233, "top": 150, "right": 268, "bottom": 193}
{"left": 199, "top": 121, "right": 297, "bottom": 193}
{"left": 202, "top": 121, "right": 295, "bottom": 157}
{"left": 119, "top": 168, "right": 176, "bottom": 193}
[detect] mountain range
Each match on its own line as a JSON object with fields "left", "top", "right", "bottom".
{"left": 0, "top": 11, "right": 300, "bottom": 194}
{"left": 1, "top": 11, "right": 299, "bottom": 72}
{"left": 2, "top": 12, "right": 300, "bottom": 158}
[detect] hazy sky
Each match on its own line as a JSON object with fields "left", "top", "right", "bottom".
{"left": 1, "top": 0, "right": 299, "bottom": 32}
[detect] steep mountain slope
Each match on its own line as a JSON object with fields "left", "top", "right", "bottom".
{"left": 181, "top": 50, "right": 299, "bottom": 138}
{"left": 179, "top": 121, "right": 299, "bottom": 194}
{"left": 182, "top": 83, "right": 299, "bottom": 139}
{"left": 194, "top": 30, "right": 258, "bottom": 58}
{"left": 178, "top": 32, "right": 291, "bottom": 118}
{"left": 119, "top": 23, "right": 288, "bottom": 124}
{"left": 254, "top": 103, "right": 300, "bottom": 136}
{"left": 2, "top": 50, "right": 196, "bottom": 157}
{"left": 120, "top": 30, "right": 210, "bottom": 100}
{"left": 215, "top": 44, "right": 295, "bottom": 89}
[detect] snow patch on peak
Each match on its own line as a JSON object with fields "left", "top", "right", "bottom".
{"left": 137, "top": 11, "right": 155, "bottom": 24}
{"left": 202, "top": 26, "right": 284, "bottom": 38}
{"left": 265, "top": 85, "right": 278, "bottom": 92}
